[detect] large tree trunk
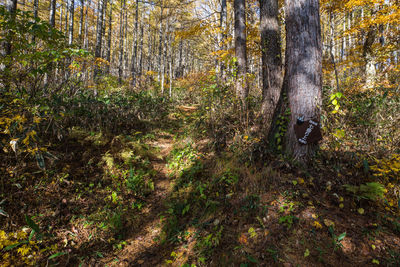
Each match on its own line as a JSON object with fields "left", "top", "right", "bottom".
{"left": 234, "top": 0, "right": 248, "bottom": 107}
{"left": 259, "top": 0, "right": 282, "bottom": 136}
{"left": 285, "top": 0, "right": 322, "bottom": 162}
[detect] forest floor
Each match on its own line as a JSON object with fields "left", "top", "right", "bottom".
{"left": 1, "top": 102, "right": 400, "bottom": 266}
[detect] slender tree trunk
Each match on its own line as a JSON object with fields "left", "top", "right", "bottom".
{"left": 220, "top": 0, "right": 227, "bottom": 79}
{"left": 118, "top": 0, "right": 126, "bottom": 84}
{"left": 138, "top": 11, "right": 144, "bottom": 77}
{"left": 234, "top": 0, "right": 248, "bottom": 107}
{"left": 161, "top": 18, "right": 169, "bottom": 95}
{"left": 259, "top": 0, "right": 283, "bottom": 136}
{"left": 329, "top": 12, "right": 340, "bottom": 92}
{"left": 94, "top": 0, "right": 107, "bottom": 80}
{"left": 49, "top": 0, "right": 56, "bottom": 27}
{"left": 65, "top": 0, "right": 69, "bottom": 34}
{"left": 130, "top": 0, "right": 139, "bottom": 86}
{"left": 31, "top": 0, "right": 39, "bottom": 43}
{"left": 106, "top": 0, "right": 113, "bottom": 74}
{"left": 83, "top": 0, "right": 90, "bottom": 49}
{"left": 78, "top": 0, "right": 85, "bottom": 47}
{"left": 285, "top": 0, "right": 322, "bottom": 162}
{"left": 363, "top": 25, "right": 377, "bottom": 89}
{"left": 157, "top": 3, "right": 164, "bottom": 84}
{"left": 33, "top": 0, "right": 39, "bottom": 19}
{"left": 123, "top": 3, "right": 128, "bottom": 78}
{"left": 68, "top": 0, "right": 74, "bottom": 45}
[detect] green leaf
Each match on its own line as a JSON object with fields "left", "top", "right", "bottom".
{"left": 337, "top": 232, "right": 346, "bottom": 241}
{"left": 25, "top": 215, "right": 40, "bottom": 233}
{"left": 246, "top": 255, "right": 258, "bottom": 263}
{"left": 48, "top": 251, "right": 67, "bottom": 260}
{"left": 304, "top": 248, "right": 310, "bottom": 257}
{"left": 4, "top": 240, "right": 28, "bottom": 251}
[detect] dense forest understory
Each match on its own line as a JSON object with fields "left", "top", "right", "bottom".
{"left": 1, "top": 0, "right": 400, "bottom": 266}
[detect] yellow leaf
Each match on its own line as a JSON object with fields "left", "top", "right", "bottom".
{"left": 323, "top": 219, "right": 335, "bottom": 227}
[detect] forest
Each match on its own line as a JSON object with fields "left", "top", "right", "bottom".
{"left": 0, "top": 0, "right": 399, "bottom": 265}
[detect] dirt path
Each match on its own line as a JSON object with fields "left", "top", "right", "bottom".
{"left": 107, "top": 133, "right": 176, "bottom": 266}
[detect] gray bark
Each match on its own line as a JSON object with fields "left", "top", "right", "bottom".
{"left": 259, "top": 0, "right": 283, "bottom": 136}
{"left": 285, "top": 0, "right": 322, "bottom": 162}
{"left": 234, "top": 0, "right": 248, "bottom": 106}
{"left": 68, "top": 0, "right": 74, "bottom": 45}
{"left": 106, "top": 0, "right": 113, "bottom": 74}
{"left": 130, "top": 0, "right": 139, "bottom": 86}
{"left": 118, "top": 0, "right": 126, "bottom": 84}
{"left": 79, "top": 0, "right": 84, "bottom": 46}
{"left": 94, "top": 0, "right": 107, "bottom": 80}
{"left": 49, "top": 0, "right": 56, "bottom": 27}
{"left": 65, "top": 0, "right": 69, "bottom": 34}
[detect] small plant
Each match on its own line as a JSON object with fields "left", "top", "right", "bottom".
{"left": 278, "top": 215, "right": 297, "bottom": 229}
{"left": 344, "top": 182, "right": 385, "bottom": 201}
{"left": 328, "top": 226, "right": 346, "bottom": 251}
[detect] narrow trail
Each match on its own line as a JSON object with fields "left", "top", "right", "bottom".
{"left": 110, "top": 132, "right": 176, "bottom": 266}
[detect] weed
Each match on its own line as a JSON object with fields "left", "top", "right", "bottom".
{"left": 328, "top": 226, "right": 346, "bottom": 251}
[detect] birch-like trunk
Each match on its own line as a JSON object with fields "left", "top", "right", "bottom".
{"left": 234, "top": 0, "right": 248, "bottom": 107}
{"left": 49, "top": 0, "right": 56, "bottom": 27}
{"left": 68, "top": 0, "right": 74, "bottom": 45}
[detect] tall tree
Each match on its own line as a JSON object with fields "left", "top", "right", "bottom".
{"left": 219, "top": 0, "right": 227, "bottom": 79}
{"left": 33, "top": 0, "right": 39, "bottom": 20}
{"left": 68, "top": 0, "right": 75, "bottom": 45}
{"left": 94, "top": 0, "right": 107, "bottom": 80}
{"left": 106, "top": 0, "right": 113, "bottom": 74}
{"left": 49, "top": 0, "right": 57, "bottom": 27}
{"left": 118, "top": 0, "right": 126, "bottom": 84}
{"left": 1, "top": 0, "right": 17, "bottom": 89}
{"left": 79, "top": 0, "right": 85, "bottom": 47}
{"left": 285, "top": 0, "right": 322, "bottom": 162}
{"left": 259, "top": 0, "right": 282, "bottom": 136}
{"left": 130, "top": 0, "right": 139, "bottom": 86}
{"left": 234, "top": 0, "right": 248, "bottom": 107}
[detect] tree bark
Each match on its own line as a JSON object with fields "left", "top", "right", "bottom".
{"left": 65, "top": 0, "right": 69, "bottom": 34}
{"left": 94, "top": 0, "right": 107, "bottom": 80}
{"left": 259, "top": 0, "right": 282, "bottom": 136}
{"left": 68, "top": 0, "right": 74, "bottom": 45}
{"left": 106, "top": 0, "right": 113, "bottom": 74}
{"left": 49, "top": 0, "right": 56, "bottom": 27}
{"left": 130, "top": 0, "right": 139, "bottom": 86}
{"left": 285, "top": 0, "right": 322, "bottom": 162}
{"left": 78, "top": 0, "right": 85, "bottom": 47}
{"left": 118, "top": 0, "right": 126, "bottom": 84}
{"left": 234, "top": 0, "right": 248, "bottom": 107}
{"left": 220, "top": 0, "right": 227, "bottom": 79}
{"left": 33, "top": 0, "right": 39, "bottom": 19}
